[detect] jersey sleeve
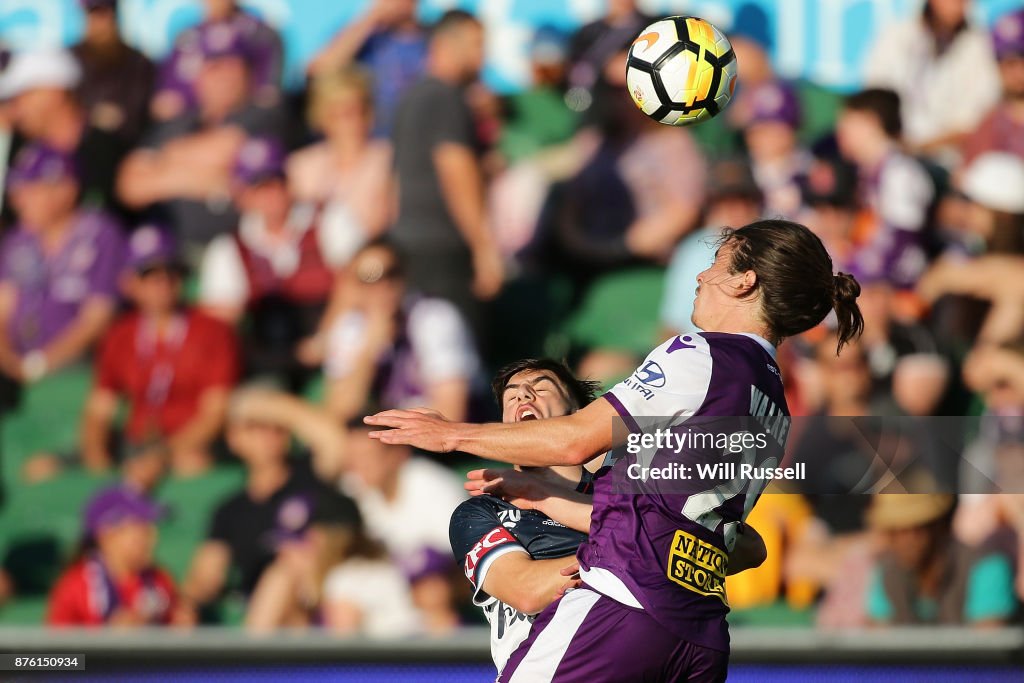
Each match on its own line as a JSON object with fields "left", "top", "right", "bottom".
{"left": 603, "top": 333, "right": 713, "bottom": 429}
{"left": 449, "top": 498, "right": 527, "bottom": 606}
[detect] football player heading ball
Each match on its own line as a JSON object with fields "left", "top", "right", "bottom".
{"left": 368, "top": 220, "right": 863, "bottom": 682}
{"left": 451, "top": 359, "right": 770, "bottom": 675}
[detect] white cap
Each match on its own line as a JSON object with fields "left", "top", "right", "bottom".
{"left": 0, "top": 49, "right": 81, "bottom": 100}
{"left": 961, "top": 152, "right": 1024, "bottom": 214}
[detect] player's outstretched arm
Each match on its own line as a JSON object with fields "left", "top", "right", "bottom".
{"left": 482, "top": 553, "right": 582, "bottom": 616}
{"left": 365, "top": 398, "right": 621, "bottom": 467}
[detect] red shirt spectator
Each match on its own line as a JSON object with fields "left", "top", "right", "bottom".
{"left": 47, "top": 486, "right": 181, "bottom": 627}
{"left": 48, "top": 558, "right": 178, "bottom": 627}
{"left": 97, "top": 308, "right": 238, "bottom": 441}
{"left": 81, "top": 226, "right": 237, "bottom": 478}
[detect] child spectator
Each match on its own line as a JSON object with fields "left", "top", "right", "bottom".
{"left": 152, "top": 0, "right": 282, "bottom": 121}
{"left": 963, "top": 9, "right": 1024, "bottom": 164}
{"left": 71, "top": 0, "right": 155, "bottom": 145}
{"left": 47, "top": 486, "right": 189, "bottom": 627}
{"left": 323, "top": 240, "right": 479, "bottom": 423}
{"left": 81, "top": 225, "right": 238, "bottom": 478}
{"left": 0, "top": 144, "right": 124, "bottom": 395}
{"left": 198, "top": 137, "right": 347, "bottom": 389}
{"left": 308, "top": 0, "right": 426, "bottom": 136}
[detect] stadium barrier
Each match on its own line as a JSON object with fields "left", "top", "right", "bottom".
{"left": 1, "top": 626, "right": 1022, "bottom": 667}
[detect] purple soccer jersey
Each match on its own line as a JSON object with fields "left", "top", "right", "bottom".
{"left": 0, "top": 211, "right": 126, "bottom": 353}
{"left": 577, "top": 332, "right": 790, "bottom": 653}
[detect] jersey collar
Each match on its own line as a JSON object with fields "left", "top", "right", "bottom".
{"left": 738, "top": 333, "right": 777, "bottom": 360}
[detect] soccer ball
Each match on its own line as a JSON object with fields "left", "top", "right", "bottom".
{"left": 626, "top": 16, "right": 738, "bottom": 127}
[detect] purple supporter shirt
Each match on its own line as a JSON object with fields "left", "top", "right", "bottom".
{"left": 578, "top": 332, "right": 790, "bottom": 653}
{"left": 0, "top": 211, "right": 126, "bottom": 353}
{"left": 157, "top": 12, "right": 283, "bottom": 111}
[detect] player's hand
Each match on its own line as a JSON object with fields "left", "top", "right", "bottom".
{"left": 555, "top": 561, "right": 582, "bottom": 598}
{"left": 364, "top": 409, "right": 460, "bottom": 452}
{"left": 465, "top": 468, "right": 550, "bottom": 509}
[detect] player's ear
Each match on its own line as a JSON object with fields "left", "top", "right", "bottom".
{"left": 735, "top": 269, "right": 758, "bottom": 296}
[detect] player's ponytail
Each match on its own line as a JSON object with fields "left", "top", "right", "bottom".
{"left": 722, "top": 219, "right": 865, "bottom": 353}
{"left": 831, "top": 272, "right": 865, "bottom": 354}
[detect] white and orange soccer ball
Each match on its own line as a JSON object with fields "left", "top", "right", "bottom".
{"left": 626, "top": 16, "right": 738, "bottom": 127}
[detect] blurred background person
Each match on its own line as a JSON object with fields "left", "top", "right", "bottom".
{"left": 308, "top": 0, "right": 425, "bottom": 137}
{"left": 737, "top": 80, "right": 810, "bottom": 219}
{"left": 918, "top": 153, "right": 1024, "bottom": 349}
{"left": 329, "top": 417, "right": 465, "bottom": 572}
{"left": 962, "top": 9, "right": 1024, "bottom": 164}
{"left": 497, "top": 26, "right": 578, "bottom": 167}
{"left": 79, "top": 225, "right": 237, "bottom": 479}
{"left": 323, "top": 240, "right": 479, "bottom": 423}
{"left": 864, "top": 0, "right": 1000, "bottom": 166}
{"left": 118, "top": 21, "right": 289, "bottom": 254}
{"left": 0, "top": 144, "right": 124, "bottom": 397}
{"left": 540, "top": 41, "right": 704, "bottom": 296}
{"left": 198, "top": 137, "right": 345, "bottom": 390}
{"left": 566, "top": 0, "right": 652, "bottom": 121}
{"left": 391, "top": 9, "right": 503, "bottom": 337}
{"left": 660, "top": 158, "right": 764, "bottom": 338}
{"left": 286, "top": 67, "right": 392, "bottom": 246}
{"left": 71, "top": 0, "right": 155, "bottom": 146}
{"left": 0, "top": 48, "right": 128, "bottom": 216}
{"left": 47, "top": 486, "right": 189, "bottom": 627}
{"left": 796, "top": 154, "right": 861, "bottom": 267}
{"left": 836, "top": 88, "right": 937, "bottom": 296}
{"left": 245, "top": 489, "right": 419, "bottom": 636}
{"left": 180, "top": 388, "right": 357, "bottom": 622}
{"left": 865, "top": 493, "right": 1016, "bottom": 627}
{"left": 151, "top": 0, "right": 282, "bottom": 122}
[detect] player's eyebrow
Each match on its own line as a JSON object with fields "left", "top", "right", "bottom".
{"left": 503, "top": 374, "right": 568, "bottom": 399}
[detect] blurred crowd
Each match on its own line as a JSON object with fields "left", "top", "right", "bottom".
{"left": 1, "top": 0, "right": 1024, "bottom": 633}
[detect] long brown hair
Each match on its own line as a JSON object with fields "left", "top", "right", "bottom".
{"left": 720, "top": 219, "right": 865, "bottom": 353}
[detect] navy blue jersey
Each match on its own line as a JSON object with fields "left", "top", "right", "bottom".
{"left": 450, "top": 495, "right": 587, "bottom": 670}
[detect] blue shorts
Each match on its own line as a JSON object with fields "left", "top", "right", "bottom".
{"left": 498, "top": 587, "right": 728, "bottom": 683}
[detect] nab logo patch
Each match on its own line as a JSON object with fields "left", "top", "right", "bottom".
{"left": 636, "top": 361, "right": 667, "bottom": 388}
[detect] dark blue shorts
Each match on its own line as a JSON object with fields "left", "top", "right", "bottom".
{"left": 498, "top": 587, "right": 728, "bottom": 682}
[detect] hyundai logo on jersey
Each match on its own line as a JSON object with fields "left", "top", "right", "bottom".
{"left": 636, "top": 361, "right": 667, "bottom": 388}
